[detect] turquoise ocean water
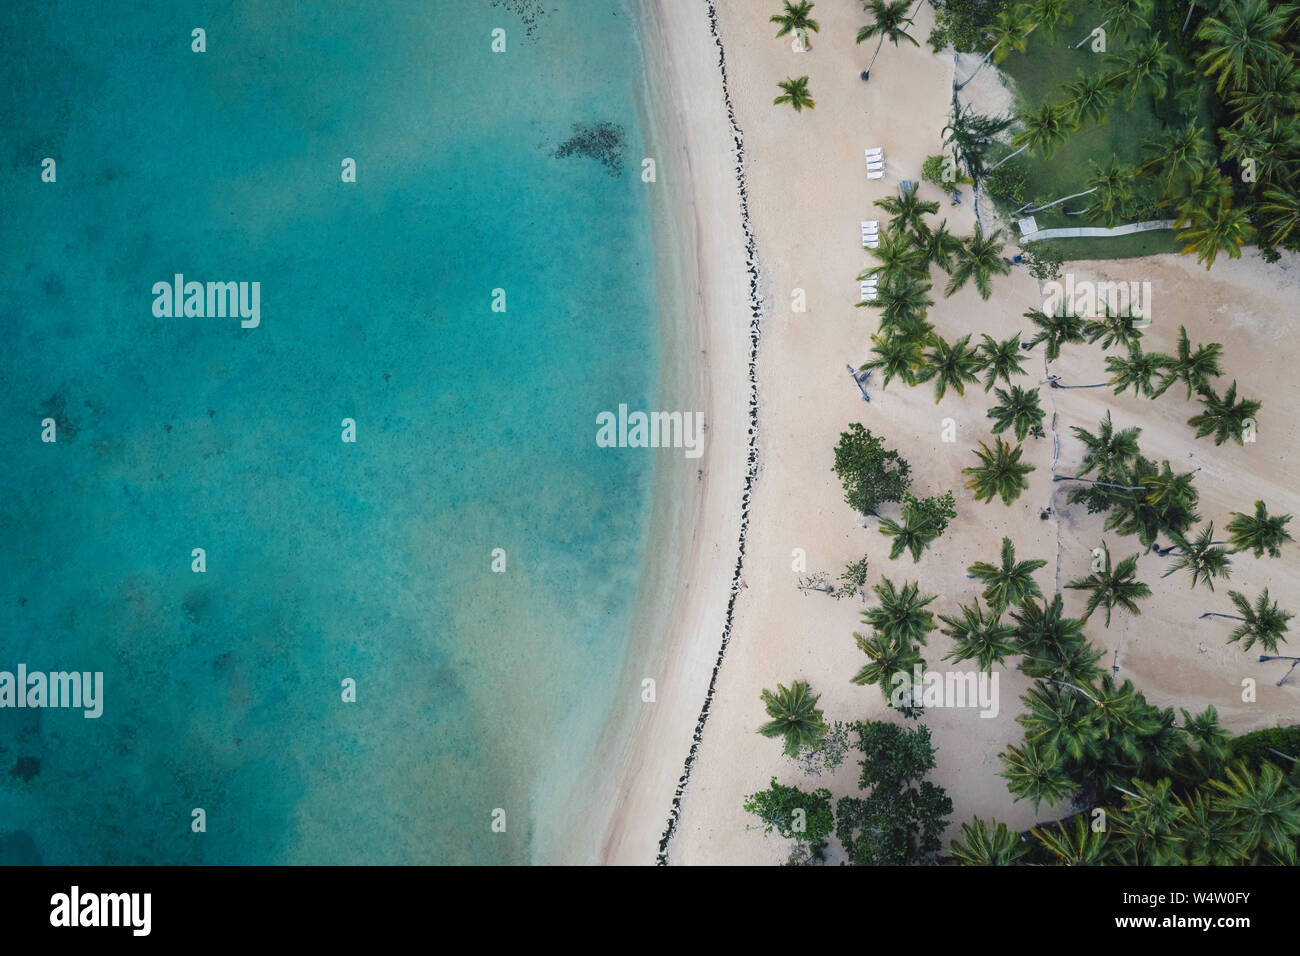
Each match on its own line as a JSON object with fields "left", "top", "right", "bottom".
{"left": 0, "top": 0, "right": 666, "bottom": 863}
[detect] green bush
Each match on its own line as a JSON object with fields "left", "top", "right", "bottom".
{"left": 985, "top": 163, "right": 1027, "bottom": 204}
{"left": 1229, "top": 726, "right": 1300, "bottom": 770}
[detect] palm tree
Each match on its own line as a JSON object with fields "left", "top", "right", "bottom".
{"left": 1083, "top": 306, "right": 1144, "bottom": 351}
{"left": 1202, "top": 589, "right": 1292, "bottom": 653}
{"left": 758, "top": 680, "right": 829, "bottom": 757}
{"left": 945, "top": 225, "right": 1010, "bottom": 300}
{"left": 1101, "top": 457, "right": 1200, "bottom": 548}
{"left": 857, "top": 0, "right": 919, "bottom": 76}
{"left": 916, "top": 333, "right": 981, "bottom": 402}
{"left": 1017, "top": 682, "right": 1101, "bottom": 763}
{"left": 1179, "top": 791, "right": 1240, "bottom": 865}
{"left": 1227, "top": 57, "right": 1300, "bottom": 127}
{"left": 964, "top": 436, "right": 1034, "bottom": 506}
{"left": 1255, "top": 186, "right": 1300, "bottom": 248}
{"left": 942, "top": 104, "right": 1013, "bottom": 179}
{"left": 773, "top": 75, "right": 815, "bottom": 112}
{"left": 1225, "top": 501, "right": 1293, "bottom": 558}
{"left": 1181, "top": 704, "right": 1232, "bottom": 775}
{"left": 866, "top": 277, "right": 936, "bottom": 338}
{"left": 878, "top": 494, "right": 954, "bottom": 562}
{"left": 1066, "top": 542, "right": 1151, "bottom": 627}
{"left": 941, "top": 598, "right": 1018, "bottom": 672}
{"left": 1194, "top": 0, "right": 1295, "bottom": 93}
{"left": 860, "top": 332, "right": 924, "bottom": 388}
{"left": 862, "top": 577, "right": 937, "bottom": 647}
{"left": 1033, "top": 814, "right": 1110, "bottom": 865}
{"left": 1105, "top": 344, "right": 1172, "bottom": 398}
{"left": 1073, "top": 0, "right": 1152, "bottom": 48}
{"left": 918, "top": 218, "right": 964, "bottom": 273}
{"left": 850, "top": 631, "right": 924, "bottom": 694}
{"left": 975, "top": 333, "right": 1027, "bottom": 390}
{"left": 1164, "top": 325, "right": 1223, "bottom": 398}
{"left": 1208, "top": 761, "right": 1300, "bottom": 864}
{"left": 969, "top": 537, "right": 1047, "bottom": 613}
{"left": 874, "top": 181, "right": 939, "bottom": 238}
{"left": 770, "top": 1, "right": 820, "bottom": 43}
{"left": 1110, "top": 777, "right": 1186, "bottom": 865}
{"left": 1028, "top": 0, "right": 1073, "bottom": 41}
{"left": 1112, "top": 35, "right": 1175, "bottom": 106}
{"left": 1161, "top": 524, "right": 1232, "bottom": 591}
{"left": 950, "top": 817, "right": 1029, "bottom": 865}
{"left": 1005, "top": 102, "right": 1074, "bottom": 165}
{"left": 1012, "top": 596, "right": 1102, "bottom": 684}
{"left": 1062, "top": 70, "right": 1117, "bottom": 128}
{"left": 1188, "top": 381, "right": 1261, "bottom": 446}
{"left": 1000, "top": 740, "right": 1073, "bottom": 812}
{"left": 986, "top": 3, "right": 1037, "bottom": 63}
{"left": 987, "top": 385, "right": 1044, "bottom": 442}
{"left": 1024, "top": 308, "right": 1087, "bottom": 361}
{"left": 1082, "top": 159, "right": 1136, "bottom": 227}
{"left": 1173, "top": 173, "right": 1251, "bottom": 269}
{"left": 1142, "top": 120, "right": 1211, "bottom": 196}
{"left": 1072, "top": 412, "right": 1142, "bottom": 478}
{"left": 865, "top": 227, "right": 928, "bottom": 282}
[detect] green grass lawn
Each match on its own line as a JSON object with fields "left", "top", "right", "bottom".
{"left": 989, "top": 0, "right": 1212, "bottom": 245}
{"left": 1030, "top": 231, "right": 1180, "bottom": 262}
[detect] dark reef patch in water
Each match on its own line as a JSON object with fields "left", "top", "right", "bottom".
{"left": 554, "top": 122, "right": 626, "bottom": 177}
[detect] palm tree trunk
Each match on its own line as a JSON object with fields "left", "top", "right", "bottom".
{"left": 1182, "top": 2, "right": 1196, "bottom": 33}
{"left": 986, "top": 143, "right": 1028, "bottom": 173}
{"left": 955, "top": 39, "right": 1002, "bottom": 90}
{"left": 1022, "top": 187, "right": 1098, "bottom": 214}
{"left": 1074, "top": 19, "right": 1109, "bottom": 49}
{"left": 1053, "top": 475, "right": 1147, "bottom": 490}
{"left": 1199, "top": 612, "right": 1243, "bottom": 620}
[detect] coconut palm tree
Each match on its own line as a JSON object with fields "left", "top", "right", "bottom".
{"left": 1033, "top": 814, "right": 1111, "bottom": 865}
{"left": 758, "top": 680, "right": 829, "bottom": 757}
{"left": 1164, "top": 325, "right": 1223, "bottom": 398}
{"left": 878, "top": 493, "right": 955, "bottom": 562}
{"left": 865, "top": 226, "right": 928, "bottom": 281}
{"left": 1072, "top": 412, "right": 1142, "bottom": 477}
{"left": 1110, "top": 777, "right": 1187, "bottom": 865}
{"left": 1194, "top": 0, "right": 1295, "bottom": 93}
{"left": 1066, "top": 542, "right": 1151, "bottom": 626}
{"left": 770, "top": 1, "right": 821, "bottom": 43}
{"left": 1227, "top": 57, "right": 1300, "bottom": 127}
{"left": 1173, "top": 174, "right": 1251, "bottom": 269}
{"left": 1005, "top": 102, "right": 1075, "bottom": 165}
{"left": 987, "top": 384, "right": 1045, "bottom": 442}
{"left": 1000, "top": 740, "right": 1074, "bottom": 812}
{"left": 941, "top": 598, "right": 1019, "bottom": 672}
{"left": 945, "top": 225, "right": 1010, "bottom": 300}
{"left": 1105, "top": 344, "right": 1173, "bottom": 398}
{"left": 1012, "top": 596, "right": 1103, "bottom": 684}
{"left": 1111, "top": 35, "right": 1176, "bottom": 106}
{"left": 773, "top": 75, "right": 815, "bottom": 111}
{"left": 1179, "top": 791, "right": 1240, "bottom": 865}
{"left": 850, "top": 631, "right": 924, "bottom": 694}
{"left": 1102, "top": 457, "right": 1200, "bottom": 548}
{"left": 1017, "top": 682, "right": 1102, "bottom": 763}
{"left": 1208, "top": 761, "right": 1300, "bottom": 864}
{"left": 1024, "top": 308, "right": 1087, "bottom": 361}
{"left": 973, "top": 333, "right": 1027, "bottom": 391}
{"left": 942, "top": 104, "right": 1013, "bottom": 179}
{"left": 875, "top": 181, "right": 939, "bottom": 238}
{"left": 862, "top": 577, "right": 937, "bottom": 647}
{"left": 1062, "top": 70, "right": 1118, "bottom": 129}
{"left": 916, "top": 333, "right": 981, "bottom": 403}
{"left": 1180, "top": 704, "right": 1232, "bottom": 775}
{"left": 860, "top": 331, "right": 924, "bottom": 389}
{"left": 1081, "top": 159, "right": 1137, "bottom": 227}
{"left": 1083, "top": 305, "right": 1144, "bottom": 351}
{"left": 964, "top": 436, "right": 1034, "bottom": 505}
{"left": 1141, "top": 120, "right": 1211, "bottom": 196}
{"left": 1255, "top": 186, "right": 1300, "bottom": 248}
{"left": 1073, "top": 0, "right": 1152, "bottom": 48}
{"left": 950, "top": 817, "right": 1029, "bottom": 865}
{"left": 969, "top": 537, "right": 1047, "bottom": 613}
{"left": 857, "top": 0, "right": 920, "bottom": 75}
{"left": 918, "top": 218, "right": 964, "bottom": 273}
{"left": 868, "top": 281, "right": 936, "bottom": 342}
{"left": 1188, "top": 381, "right": 1261, "bottom": 446}
{"left": 1203, "top": 589, "right": 1293, "bottom": 653}
{"left": 1161, "top": 524, "right": 1232, "bottom": 591}
{"left": 1225, "top": 500, "right": 1293, "bottom": 558}
{"left": 986, "top": 3, "right": 1037, "bottom": 63}
{"left": 1028, "top": 0, "right": 1074, "bottom": 40}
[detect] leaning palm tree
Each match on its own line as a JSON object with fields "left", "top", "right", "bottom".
{"left": 770, "top": 1, "right": 821, "bottom": 42}
{"left": 1202, "top": 589, "right": 1292, "bottom": 653}
{"left": 1208, "top": 761, "right": 1300, "bottom": 865}
{"left": 874, "top": 181, "right": 939, "bottom": 239}
{"left": 945, "top": 225, "right": 1010, "bottom": 300}
{"left": 1194, "top": 0, "right": 1296, "bottom": 94}
{"left": 1033, "top": 814, "right": 1110, "bottom": 865}
{"left": 950, "top": 817, "right": 1029, "bottom": 865}
{"left": 1161, "top": 524, "right": 1232, "bottom": 591}
{"left": 1083, "top": 305, "right": 1144, "bottom": 351}
{"left": 1062, "top": 70, "right": 1117, "bottom": 128}
{"left": 1111, "top": 34, "right": 1175, "bottom": 106}
{"left": 1188, "top": 381, "right": 1261, "bottom": 446}
{"left": 916, "top": 333, "right": 981, "bottom": 403}
{"left": 963, "top": 436, "right": 1034, "bottom": 506}
{"left": 1066, "top": 542, "right": 1151, "bottom": 627}
{"left": 1225, "top": 501, "right": 1293, "bottom": 558}
{"left": 1006, "top": 101, "right": 1075, "bottom": 164}
{"left": 860, "top": 331, "right": 924, "bottom": 389}
{"left": 862, "top": 577, "right": 937, "bottom": 647}
{"left": 758, "top": 680, "right": 829, "bottom": 757}
{"left": 975, "top": 332, "right": 1027, "bottom": 390}
{"left": 1072, "top": 411, "right": 1142, "bottom": 478}
{"left": 773, "top": 75, "right": 815, "bottom": 112}
{"left": 1164, "top": 325, "right": 1223, "bottom": 399}
{"left": 1082, "top": 159, "right": 1136, "bottom": 227}
{"left": 1024, "top": 308, "right": 1087, "bottom": 361}
{"left": 941, "top": 598, "right": 1018, "bottom": 673}
{"left": 987, "top": 384, "right": 1044, "bottom": 442}
{"left": 969, "top": 537, "right": 1046, "bottom": 613}
{"left": 1000, "top": 740, "right": 1073, "bottom": 813}
{"left": 1028, "top": 0, "right": 1074, "bottom": 41}
{"left": 856, "top": 0, "right": 919, "bottom": 76}
{"left": 850, "top": 631, "right": 924, "bottom": 696}
{"left": 1105, "top": 344, "right": 1172, "bottom": 398}
{"left": 1073, "top": 0, "right": 1153, "bottom": 48}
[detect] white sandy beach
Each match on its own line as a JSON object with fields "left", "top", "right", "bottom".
{"left": 595, "top": 0, "right": 1300, "bottom": 865}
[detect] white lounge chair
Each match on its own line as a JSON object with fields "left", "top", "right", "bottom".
{"left": 867, "top": 170, "right": 885, "bottom": 180}
{"left": 865, "top": 239, "right": 880, "bottom": 249}
{"left": 863, "top": 220, "right": 879, "bottom": 231}
{"left": 865, "top": 147, "right": 883, "bottom": 158}
{"left": 867, "top": 161, "right": 886, "bottom": 172}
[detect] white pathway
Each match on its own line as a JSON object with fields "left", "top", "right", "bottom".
{"left": 1020, "top": 219, "right": 1176, "bottom": 242}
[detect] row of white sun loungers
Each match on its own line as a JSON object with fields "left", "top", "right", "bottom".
{"left": 865, "top": 147, "right": 885, "bottom": 180}
{"left": 861, "top": 219, "right": 879, "bottom": 249}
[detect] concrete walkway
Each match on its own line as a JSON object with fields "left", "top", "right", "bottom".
{"left": 1020, "top": 220, "right": 1176, "bottom": 242}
